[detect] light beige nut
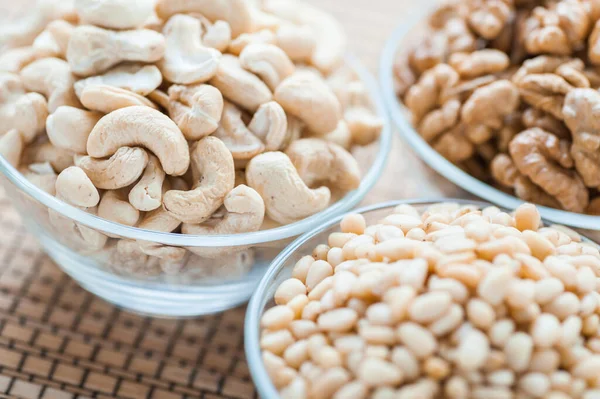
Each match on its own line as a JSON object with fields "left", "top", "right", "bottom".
{"left": 246, "top": 151, "right": 331, "bottom": 224}
{"left": 209, "top": 54, "right": 273, "bottom": 112}
{"left": 128, "top": 155, "right": 166, "bottom": 212}
{"left": 55, "top": 166, "right": 100, "bottom": 208}
{"left": 20, "top": 57, "right": 80, "bottom": 112}
{"left": 320, "top": 120, "right": 352, "bottom": 150}
{"left": 0, "top": 72, "right": 48, "bottom": 142}
{"left": 0, "top": 129, "right": 24, "bottom": 167}
{"left": 20, "top": 162, "right": 57, "bottom": 195}
{"left": 67, "top": 25, "right": 165, "bottom": 77}
{"left": 157, "top": 14, "right": 221, "bottom": 85}
{"left": 163, "top": 136, "right": 235, "bottom": 224}
{"left": 239, "top": 43, "right": 295, "bottom": 91}
{"left": 228, "top": 29, "right": 276, "bottom": 55}
{"left": 138, "top": 206, "right": 182, "bottom": 234}
{"left": 248, "top": 101, "right": 288, "bottom": 151}
{"left": 87, "top": 106, "right": 190, "bottom": 176}
{"left": 275, "top": 24, "right": 316, "bottom": 62}
{"left": 344, "top": 107, "right": 384, "bottom": 146}
{"left": 213, "top": 101, "right": 265, "bottom": 160}
{"left": 46, "top": 106, "right": 102, "bottom": 154}
{"left": 97, "top": 189, "right": 140, "bottom": 228}
{"left": 74, "top": 64, "right": 162, "bottom": 98}
{"left": 75, "top": 0, "right": 155, "bottom": 30}
{"left": 202, "top": 20, "right": 232, "bottom": 53}
{"left": 21, "top": 141, "right": 74, "bottom": 173}
{"left": 32, "top": 20, "right": 74, "bottom": 59}
{"left": 285, "top": 138, "right": 361, "bottom": 191}
{"left": 182, "top": 184, "right": 265, "bottom": 236}
{"left": 155, "top": 0, "right": 253, "bottom": 38}
{"left": 0, "top": 47, "right": 40, "bottom": 73}
{"left": 75, "top": 147, "right": 149, "bottom": 190}
{"left": 79, "top": 84, "right": 158, "bottom": 113}
{"left": 275, "top": 72, "right": 342, "bottom": 135}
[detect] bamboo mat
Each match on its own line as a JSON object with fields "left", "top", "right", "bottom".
{"left": 0, "top": 0, "right": 478, "bottom": 398}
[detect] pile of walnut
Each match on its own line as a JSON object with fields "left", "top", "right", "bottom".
{"left": 0, "top": 0, "right": 383, "bottom": 275}
{"left": 260, "top": 202, "right": 600, "bottom": 399}
{"left": 394, "top": 0, "right": 600, "bottom": 215}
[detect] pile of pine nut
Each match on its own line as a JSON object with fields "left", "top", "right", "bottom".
{"left": 259, "top": 202, "right": 600, "bottom": 398}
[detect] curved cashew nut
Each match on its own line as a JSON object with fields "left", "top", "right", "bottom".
{"left": 248, "top": 101, "right": 288, "bottom": 151}
{"left": 98, "top": 189, "right": 140, "bottom": 227}
{"left": 20, "top": 57, "right": 81, "bottom": 112}
{"left": 344, "top": 107, "right": 383, "bottom": 146}
{"left": 129, "top": 155, "right": 166, "bottom": 211}
{"left": 74, "top": 64, "right": 162, "bottom": 98}
{"left": 157, "top": 84, "right": 224, "bottom": 140}
{"left": 285, "top": 138, "right": 361, "bottom": 191}
{"left": 22, "top": 141, "right": 74, "bottom": 173}
{"left": 138, "top": 208, "right": 182, "bottom": 234}
{"left": 0, "top": 73, "right": 48, "bottom": 142}
{"left": 75, "top": 0, "right": 155, "bottom": 30}
{"left": 275, "top": 24, "right": 316, "bottom": 62}
{"left": 239, "top": 43, "right": 295, "bottom": 91}
{"left": 264, "top": 0, "right": 346, "bottom": 73}
{"left": 246, "top": 151, "right": 331, "bottom": 224}
{"left": 155, "top": 0, "right": 253, "bottom": 38}
{"left": 67, "top": 25, "right": 165, "bottom": 77}
{"left": 76, "top": 146, "right": 149, "bottom": 190}
{"left": 202, "top": 20, "right": 231, "bottom": 52}
{"left": 55, "top": 166, "right": 100, "bottom": 208}
{"left": 209, "top": 54, "right": 273, "bottom": 112}
{"left": 79, "top": 84, "right": 158, "bottom": 114}
{"left": 32, "top": 20, "right": 74, "bottom": 59}
{"left": 163, "top": 136, "right": 235, "bottom": 224}
{"left": 274, "top": 71, "right": 342, "bottom": 135}
{"left": 0, "top": 129, "right": 24, "bottom": 167}
{"left": 183, "top": 184, "right": 265, "bottom": 235}
{"left": 46, "top": 106, "right": 102, "bottom": 154}
{"left": 228, "top": 29, "right": 276, "bottom": 56}
{"left": 157, "top": 14, "right": 221, "bottom": 85}
{"left": 320, "top": 120, "right": 352, "bottom": 150}
{"left": 20, "top": 162, "right": 57, "bottom": 195}
{"left": 214, "top": 101, "right": 265, "bottom": 159}
{"left": 87, "top": 106, "right": 190, "bottom": 176}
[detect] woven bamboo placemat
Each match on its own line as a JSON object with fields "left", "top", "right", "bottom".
{"left": 0, "top": 0, "right": 478, "bottom": 398}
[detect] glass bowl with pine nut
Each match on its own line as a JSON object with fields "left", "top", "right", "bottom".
{"left": 0, "top": 0, "right": 391, "bottom": 316}
{"left": 380, "top": 0, "right": 600, "bottom": 230}
{"left": 246, "top": 199, "right": 600, "bottom": 399}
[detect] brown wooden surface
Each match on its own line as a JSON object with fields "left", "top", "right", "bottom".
{"left": 0, "top": 1, "right": 471, "bottom": 398}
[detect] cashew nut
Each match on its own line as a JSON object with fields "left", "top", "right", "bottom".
{"left": 0, "top": 129, "right": 24, "bottom": 167}
{"left": 202, "top": 20, "right": 231, "bottom": 52}
{"left": 320, "top": 120, "right": 352, "bottom": 150}
{"left": 274, "top": 71, "right": 342, "bottom": 135}
{"left": 75, "top": 146, "right": 149, "bottom": 190}
{"left": 246, "top": 151, "right": 331, "bottom": 224}
{"left": 151, "top": 84, "right": 224, "bottom": 140}
{"left": 181, "top": 250, "right": 254, "bottom": 279}
{"left": 22, "top": 141, "right": 74, "bottom": 173}
{"left": 138, "top": 207, "right": 182, "bottom": 234}
{"left": 345, "top": 107, "right": 384, "bottom": 146}
{"left": 248, "top": 101, "right": 288, "bottom": 151}
{"left": 155, "top": 0, "right": 253, "bottom": 38}
{"left": 214, "top": 101, "right": 265, "bottom": 160}
{"left": 228, "top": 29, "right": 276, "bottom": 56}
{"left": 209, "top": 54, "right": 273, "bottom": 112}
{"left": 0, "top": 47, "right": 39, "bottom": 73}
{"left": 67, "top": 25, "right": 166, "bottom": 77}
{"left": 87, "top": 106, "right": 190, "bottom": 176}
{"left": 163, "top": 136, "right": 235, "bottom": 224}
{"left": 158, "top": 14, "right": 221, "bottom": 85}
{"left": 20, "top": 57, "right": 81, "bottom": 112}
{"left": 32, "top": 20, "right": 74, "bottom": 59}
{"left": 20, "top": 162, "right": 57, "bottom": 195}
{"left": 285, "top": 138, "right": 361, "bottom": 191}
{"left": 75, "top": 0, "right": 155, "bottom": 30}
{"left": 239, "top": 43, "right": 295, "bottom": 91}
{"left": 79, "top": 84, "right": 158, "bottom": 114}
{"left": 129, "top": 154, "right": 166, "bottom": 211}
{"left": 46, "top": 106, "right": 102, "bottom": 154}
{"left": 275, "top": 24, "right": 316, "bottom": 62}
{"left": 98, "top": 189, "right": 140, "bottom": 228}
{"left": 0, "top": 72, "right": 48, "bottom": 142}
{"left": 74, "top": 64, "right": 162, "bottom": 98}
{"left": 55, "top": 166, "right": 100, "bottom": 208}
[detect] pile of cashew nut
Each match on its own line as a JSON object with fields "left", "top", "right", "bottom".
{"left": 0, "top": 0, "right": 383, "bottom": 277}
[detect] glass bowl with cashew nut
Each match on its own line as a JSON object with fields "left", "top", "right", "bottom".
{"left": 381, "top": 0, "right": 600, "bottom": 230}
{"left": 246, "top": 199, "right": 600, "bottom": 398}
{"left": 0, "top": 0, "right": 391, "bottom": 316}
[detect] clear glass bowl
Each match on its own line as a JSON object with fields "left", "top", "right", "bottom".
{"left": 379, "top": 0, "right": 600, "bottom": 230}
{"left": 244, "top": 199, "right": 597, "bottom": 398}
{"left": 0, "top": 55, "right": 391, "bottom": 317}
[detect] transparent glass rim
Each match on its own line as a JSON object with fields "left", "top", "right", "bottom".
{"left": 379, "top": 13, "right": 600, "bottom": 230}
{"left": 244, "top": 198, "right": 596, "bottom": 398}
{"left": 0, "top": 55, "right": 392, "bottom": 247}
